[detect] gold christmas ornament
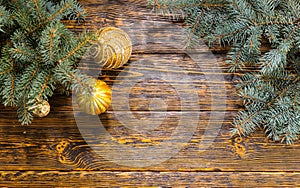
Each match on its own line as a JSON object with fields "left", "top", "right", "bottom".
{"left": 30, "top": 100, "right": 51, "bottom": 117}
{"left": 89, "top": 27, "right": 132, "bottom": 69}
{"left": 76, "top": 79, "right": 112, "bottom": 115}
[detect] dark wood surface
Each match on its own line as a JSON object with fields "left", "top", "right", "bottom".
{"left": 1, "top": 0, "right": 300, "bottom": 187}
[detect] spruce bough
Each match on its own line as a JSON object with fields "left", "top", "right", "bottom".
{"left": 0, "top": 0, "right": 99, "bottom": 125}
{"left": 149, "top": 0, "right": 300, "bottom": 144}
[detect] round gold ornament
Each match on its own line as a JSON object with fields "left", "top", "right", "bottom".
{"left": 31, "top": 100, "right": 51, "bottom": 117}
{"left": 76, "top": 79, "right": 112, "bottom": 115}
{"left": 89, "top": 27, "right": 132, "bottom": 69}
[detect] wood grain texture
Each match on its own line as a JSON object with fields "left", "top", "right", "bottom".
{"left": 0, "top": 171, "right": 300, "bottom": 187}
{"left": 0, "top": 108, "right": 300, "bottom": 172}
{"left": 0, "top": 0, "right": 299, "bottom": 187}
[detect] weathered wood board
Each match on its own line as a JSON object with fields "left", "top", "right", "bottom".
{"left": 0, "top": 0, "right": 299, "bottom": 187}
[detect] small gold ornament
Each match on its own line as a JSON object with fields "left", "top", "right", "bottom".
{"left": 30, "top": 100, "right": 51, "bottom": 117}
{"left": 76, "top": 79, "right": 112, "bottom": 115}
{"left": 89, "top": 27, "right": 132, "bottom": 69}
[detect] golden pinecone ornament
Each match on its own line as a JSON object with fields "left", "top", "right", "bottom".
{"left": 89, "top": 27, "right": 132, "bottom": 69}
{"left": 76, "top": 79, "right": 112, "bottom": 115}
{"left": 31, "top": 100, "right": 51, "bottom": 117}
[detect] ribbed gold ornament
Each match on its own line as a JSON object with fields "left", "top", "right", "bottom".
{"left": 89, "top": 27, "right": 132, "bottom": 69}
{"left": 76, "top": 79, "right": 112, "bottom": 115}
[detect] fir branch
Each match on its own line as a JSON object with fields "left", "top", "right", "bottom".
{"left": 186, "top": 8, "right": 204, "bottom": 46}
{"left": 226, "top": 40, "right": 248, "bottom": 72}
{"left": 57, "top": 32, "right": 97, "bottom": 64}
{"left": 54, "top": 63, "right": 93, "bottom": 95}
{"left": 150, "top": 0, "right": 224, "bottom": 11}
{"left": 267, "top": 76, "right": 300, "bottom": 106}
{"left": 7, "top": 73, "right": 15, "bottom": 106}
{"left": 31, "top": 0, "right": 43, "bottom": 20}
{"left": 24, "top": 65, "right": 40, "bottom": 90}
{"left": 39, "top": 22, "right": 66, "bottom": 65}
{"left": 0, "top": 69, "right": 11, "bottom": 75}
{"left": 47, "top": 2, "right": 72, "bottom": 22}
{"left": 49, "top": 31, "right": 54, "bottom": 63}
{"left": 0, "top": 0, "right": 100, "bottom": 124}
{"left": 232, "top": 110, "right": 262, "bottom": 136}
{"left": 0, "top": 55, "right": 16, "bottom": 106}
{"left": 26, "top": 0, "right": 72, "bottom": 35}
{"left": 36, "top": 73, "right": 52, "bottom": 102}
{"left": 231, "top": 0, "right": 257, "bottom": 23}
{"left": 150, "top": 0, "right": 300, "bottom": 144}
{"left": 0, "top": 5, "right": 10, "bottom": 32}
{"left": 19, "top": 95, "right": 33, "bottom": 125}
{"left": 215, "top": 25, "right": 249, "bottom": 41}
{"left": 293, "top": 88, "right": 299, "bottom": 107}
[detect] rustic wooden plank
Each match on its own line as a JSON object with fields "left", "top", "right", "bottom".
{"left": 0, "top": 171, "right": 299, "bottom": 187}
{"left": 0, "top": 109, "right": 299, "bottom": 171}
{"left": 78, "top": 53, "right": 240, "bottom": 112}
{"left": 62, "top": 0, "right": 271, "bottom": 54}
{"left": 0, "top": 110, "right": 231, "bottom": 170}
{"left": 66, "top": 0, "right": 191, "bottom": 55}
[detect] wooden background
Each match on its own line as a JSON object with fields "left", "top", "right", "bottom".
{"left": 1, "top": 0, "right": 300, "bottom": 187}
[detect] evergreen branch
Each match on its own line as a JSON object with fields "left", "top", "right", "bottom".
{"left": 24, "top": 65, "right": 40, "bottom": 90}
{"left": 210, "top": 10, "right": 219, "bottom": 33}
{"left": 186, "top": 8, "right": 204, "bottom": 46}
{"left": 53, "top": 63, "right": 83, "bottom": 92}
{"left": 9, "top": 72, "right": 15, "bottom": 105}
{"left": 260, "top": 49, "right": 283, "bottom": 74}
{"left": 149, "top": 0, "right": 300, "bottom": 144}
{"left": 0, "top": 0, "right": 101, "bottom": 124}
{"left": 0, "top": 74, "right": 16, "bottom": 107}
{"left": 150, "top": 0, "right": 226, "bottom": 20}
{"left": 231, "top": 0, "right": 256, "bottom": 25}
{"left": 26, "top": 1, "right": 72, "bottom": 35}
{"left": 215, "top": 25, "right": 249, "bottom": 40}
{"left": 292, "top": 17, "right": 300, "bottom": 24}
{"left": 217, "top": 19, "right": 300, "bottom": 42}
{"left": 293, "top": 88, "right": 298, "bottom": 107}
{"left": 227, "top": 40, "right": 248, "bottom": 72}
{"left": 151, "top": 0, "right": 224, "bottom": 10}
{"left": 36, "top": 73, "right": 51, "bottom": 102}
{"left": 285, "top": 24, "right": 300, "bottom": 41}
{"left": 0, "top": 69, "right": 12, "bottom": 75}
{"left": 202, "top": 3, "right": 225, "bottom": 7}
{"left": 31, "top": 0, "right": 43, "bottom": 20}
{"left": 242, "top": 94, "right": 267, "bottom": 105}
{"left": 254, "top": 17, "right": 300, "bottom": 27}
{"left": 56, "top": 66, "right": 91, "bottom": 93}
{"left": 237, "top": 74, "right": 261, "bottom": 89}
{"left": 57, "top": 33, "right": 96, "bottom": 63}
{"left": 49, "top": 31, "right": 54, "bottom": 63}
{"left": 270, "top": 108, "right": 291, "bottom": 121}
{"left": 19, "top": 95, "right": 32, "bottom": 125}
{"left": 267, "top": 76, "right": 300, "bottom": 106}
{"left": 0, "top": 5, "right": 11, "bottom": 32}
{"left": 232, "top": 110, "right": 261, "bottom": 136}
{"left": 13, "top": 48, "right": 32, "bottom": 57}
{"left": 47, "top": 2, "right": 72, "bottom": 22}
{"left": 264, "top": 73, "right": 297, "bottom": 82}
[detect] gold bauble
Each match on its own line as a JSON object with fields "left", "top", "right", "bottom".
{"left": 31, "top": 100, "right": 50, "bottom": 117}
{"left": 76, "top": 79, "right": 112, "bottom": 115}
{"left": 89, "top": 27, "right": 132, "bottom": 69}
